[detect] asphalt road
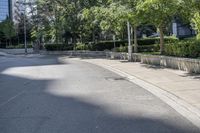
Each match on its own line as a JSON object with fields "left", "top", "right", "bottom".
{"left": 0, "top": 55, "right": 199, "bottom": 133}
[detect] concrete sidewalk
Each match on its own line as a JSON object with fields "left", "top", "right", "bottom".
{"left": 75, "top": 58, "right": 200, "bottom": 128}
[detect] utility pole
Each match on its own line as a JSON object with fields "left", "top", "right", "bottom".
{"left": 24, "top": 0, "right": 27, "bottom": 55}
{"left": 127, "top": 21, "right": 132, "bottom": 61}
{"left": 17, "top": 0, "right": 28, "bottom": 54}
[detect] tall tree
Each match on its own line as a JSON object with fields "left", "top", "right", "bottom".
{"left": 137, "top": 0, "right": 182, "bottom": 54}
{"left": 118, "top": 0, "right": 142, "bottom": 53}
{"left": 0, "top": 18, "right": 16, "bottom": 46}
{"left": 191, "top": 0, "right": 200, "bottom": 39}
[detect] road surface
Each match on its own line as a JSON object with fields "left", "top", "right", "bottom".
{"left": 0, "top": 55, "right": 199, "bottom": 133}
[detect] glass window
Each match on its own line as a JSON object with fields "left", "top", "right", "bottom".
{"left": 0, "top": 0, "right": 9, "bottom": 21}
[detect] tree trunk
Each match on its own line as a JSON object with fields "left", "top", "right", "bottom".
{"left": 159, "top": 26, "right": 164, "bottom": 54}
{"left": 134, "top": 26, "right": 138, "bottom": 53}
{"left": 17, "top": 34, "right": 20, "bottom": 45}
{"left": 92, "top": 30, "right": 95, "bottom": 43}
{"left": 9, "top": 38, "right": 11, "bottom": 46}
{"left": 6, "top": 39, "right": 8, "bottom": 48}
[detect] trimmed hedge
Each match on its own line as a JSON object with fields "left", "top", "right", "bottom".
{"left": 75, "top": 43, "right": 92, "bottom": 50}
{"left": 91, "top": 37, "right": 177, "bottom": 51}
{"left": 45, "top": 44, "right": 73, "bottom": 51}
{"left": 44, "top": 37, "right": 177, "bottom": 52}
{"left": 116, "top": 44, "right": 160, "bottom": 53}
{"left": 6, "top": 44, "right": 32, "bottom": 49}
{"left": 165, "top": 40, "right": 200, "bottom": 58}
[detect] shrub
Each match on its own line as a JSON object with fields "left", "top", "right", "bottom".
{"left": 45, "top": 44, "right": 73, "bottom": 51}
{"left": 165, "top": 40, "right": 200, "bottom": 58}
{"left": 139, "top": 36, "right": 178, "bottom": 45}
{"left": 116, "top": 45, "right": 128, "bottom": 52}
{"left": 115, "top": 44, "right": 160, "bottom": 53}
{"left": 138, "top": 44, "right": 160, "bottom": 52}
{"left": 75, "top": 42, "right": 90, "bottom": 50}
{"left": 91, "top": 36, "right": 178, "bottom": 51}
{"left": 92, "top": 41, "right": 125, "bottom": 51}
{"left": 6, "top": 44, "right": 32, "bottom": 49}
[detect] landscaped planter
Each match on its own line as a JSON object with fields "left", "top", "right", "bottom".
{"left": 42, "top": 50, "right": 200, "bottom": 74}
{"left": 133, "top": 53, "right": 200, "bottom": 73}
{"left": 109, "top": 52, "right": 200, "bottom": 73}
{"left": 109, "top": 52, "right": 128, "bottom": 60}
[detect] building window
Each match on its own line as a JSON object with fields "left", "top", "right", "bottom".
{"left": 0, "top": 0, "right": 10, "bottom": 21}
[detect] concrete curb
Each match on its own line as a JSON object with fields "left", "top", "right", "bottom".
{"left": 0, "top": 52, "right": 8, "bottom": 56}
{"left": 0, "top": 48, "right": 34, "bottom": 55}
{"left": 83, "top": 60, "right": 200, "bottom": 129}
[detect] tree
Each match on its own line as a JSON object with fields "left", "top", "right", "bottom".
{"left": 191, "top": 0, "right": 200, "bottom": 39}
{"left": 137, "top": 0, "right": 182, "bottom": 54}
{"left": 0, "top": 18, "right": 16, "bottom": 46}
{"left": 118, "top": 0, "right": 142, "bottom": 53}
{"left": 97, "top": 3, "right": 127, "bottom": 35}
{"left": 32, "top": 0, "right": 109, "bottom": 44}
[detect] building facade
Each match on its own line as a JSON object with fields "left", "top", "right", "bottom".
{"left": 0, "top": 0, "right": 12, "bottom": 22}
{"left": 172, "top": 18, "right": 196, "bottom": 38}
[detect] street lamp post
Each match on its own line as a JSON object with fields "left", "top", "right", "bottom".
{"left": 16, "top": 0, "right": 27, "bottom": 54}
{"left": 23, "top": 1, "right": 27, "bottom": 54}
{"left": 127, "top": 21, "right": 132, "bottom": 61}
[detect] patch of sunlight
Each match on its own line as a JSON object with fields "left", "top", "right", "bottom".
{"left": 1, "top": 65, "right": 67, "bottom": 80}
{"left": 45, "top": 82, "right": 166, "bottom": 118}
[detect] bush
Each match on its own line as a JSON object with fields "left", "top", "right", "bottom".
{"left": 115, "top": 44, "right": 160, "bottom": 53}
{"left": 116, "top": 45, "right": 128, "bottom": 52}
{"left": 92, "top": 41, "right": 126, "bottom": 51}
{"left": 165, "top": 40, "right": 200, "bottom": 58}
{"left": 138, "top": 44, "right": 160, "bottom": 52}
{"left": 45, "top": 44, "right": 73, "bottom": 51}
{"left": 138, "top": 36, "right": 178, "bottom": 45}
{"left": 6, "top": 44, "right": 32, "bottom": 49}
{"left": 91, "top": 36, "right": 178, "bottom": 51}
{"left": 75, "top": 43, "right": 90, "bottom": 50}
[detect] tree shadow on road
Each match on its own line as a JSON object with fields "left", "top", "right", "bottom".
{"left": 0, "top": 55, "right": 199, "bottom": 133}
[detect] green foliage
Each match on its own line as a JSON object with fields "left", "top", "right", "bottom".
{"left": 139, "top": 44, "right": 160, "bottom": 52}
{"left": 6, "top": 44, "right": 33, "bottom": 49}
{"left": 92, "top": 37, "right": 178, "bottom": 51}
{"left": 137, "top": 0, "right": 181, "bottom": 27}
{"left": 137, "top": 0, "right": 182, "bottom": 53}
{"left": 75, "top": 42, "right": 90, "bottom": 50}
{"left": 91, "top": 2, "right": 129, "bottom": 36}
{"left": 0, "top": 19, "right": 16, "bottom": 44}
{"left": 33, "top": 0, "right": 111, "bottom": 43}
{"left": 116, "top": 45, "right": 128, "bottom": 52}
{"left": 165, "top": 40, "right": 200, "bottom": 58}
{"left": 192, "top": 12, "right": 200, "bottom": 40}
{"left": 115, "top": 44, "right": 159, "bottom": 53}
{"left": 6, "top": 44, "right": 32, "bottom": 49}
{"left": 29, "top": 0, "right": 200, "bottom": 58}
{"left": 92, "top": 41, "right": 121, "bottom": 51}
{"left": 139, "top": 37, "right": 178, "bottom": 45}
{"left": 45, "top": 44, "right": 73, "bottom": 51}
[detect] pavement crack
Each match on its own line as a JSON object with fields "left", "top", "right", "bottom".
{"left": 0, "top": 90, "right": 26, "bottom": 108}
